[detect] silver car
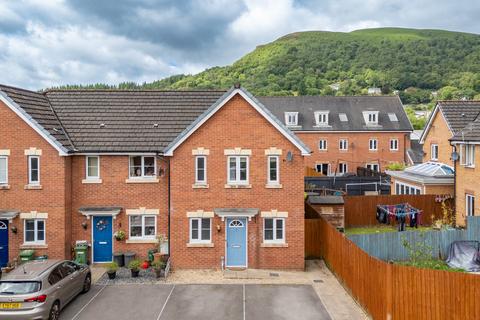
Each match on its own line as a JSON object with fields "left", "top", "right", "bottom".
{"left": 0, "top": 259, "right": 91, "bottom": 320}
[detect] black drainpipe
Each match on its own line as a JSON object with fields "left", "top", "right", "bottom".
{"left": 452, "top": 145, "right": 457, "bottom": 227}
{"left": 167, "top": 157, "right": 171, "bottom": 256}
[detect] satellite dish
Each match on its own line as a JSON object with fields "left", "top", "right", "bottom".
{"left": 286, "top": 151, "right": 293, "bottom": 162}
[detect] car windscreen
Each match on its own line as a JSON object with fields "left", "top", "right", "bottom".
{"left": 0, "top": 281, "right": 42, "bottom": 295}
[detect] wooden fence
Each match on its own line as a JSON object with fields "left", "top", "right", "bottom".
{"left": 305, "top": 219, "right": 322, "bottom": 258}
{"left": 344, "top": 194, "right": 446, "bottom": 227}
{"left": 317, "top": 216, "right": 480, "bottom": 320}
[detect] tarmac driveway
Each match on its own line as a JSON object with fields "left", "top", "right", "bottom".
{"left": 60, "top": 284, "right": 331, "bottom": 320}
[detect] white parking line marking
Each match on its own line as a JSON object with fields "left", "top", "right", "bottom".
{"left": 243, "top": 284, "right": 246, "bottom": 320}
{"left": 156, "top": 285, "right": 176, "bottom": 320}
{"left": 71, "top": 285, "right": 107, "bottom": 320}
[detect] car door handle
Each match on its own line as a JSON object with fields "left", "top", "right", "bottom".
{"left": 56, "top": 286, "right": 62, "bottom": 289}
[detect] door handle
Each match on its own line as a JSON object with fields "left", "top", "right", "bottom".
{"left": 0, "top": 247, "right": 3, "bottom": 250}
{"left": 232, "top": 245, "right": 241, "bottom": 248}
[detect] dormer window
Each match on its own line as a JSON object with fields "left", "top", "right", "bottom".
{"left": 314, "top": 111, "right": 329, "bottom": 126}
{"left": 284, "top": 112, "right": 298, "bottom": 126}
{"left": 363, "top": 111, "right": 379, "bottom": 126}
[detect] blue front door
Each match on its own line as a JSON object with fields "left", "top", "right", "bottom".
{"left": 0, "top": 220, "right": 8, "bottom": 268}
{"left": 92, "top": 216, "right": 113, "bottom": 263}
{"left": 226, "top": 218, "right": 247, "bottom": 267}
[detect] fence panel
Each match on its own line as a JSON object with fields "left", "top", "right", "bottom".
{"left": 317, "top": 216, "right": 480, "bottom": 320}
{"left": 344, "top": 194, "right": 445, "bottom": 227}
{"left": 305, "top": 219, "right": 322, "bottom": 258}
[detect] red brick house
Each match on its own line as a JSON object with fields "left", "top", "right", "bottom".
{"left": 0, "top": 84, "right": 310, "bottom": 270}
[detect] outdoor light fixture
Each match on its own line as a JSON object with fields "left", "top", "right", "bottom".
{"left": 216, "top": 224, "right": 221, "bottom": 232}
{"left": 81, "top": 221, "right": 88, "bottom": 230}
{"left": 10, "top": 226, "right": 17, "bottom": 234}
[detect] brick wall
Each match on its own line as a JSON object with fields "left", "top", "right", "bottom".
{"left": 0, "top": 100, "right": 69, "bottom": 262}
{"left": 422, "top": 110, "right": 453, "bottom": 166}
{"left": 170, "top": 94, "right": 305, "bottom": 269}
{"left": 297, "top": 131, "right": 410, "bottom": 173}
{"left": 455, "top": 160, "right": 478, "bottom": 227}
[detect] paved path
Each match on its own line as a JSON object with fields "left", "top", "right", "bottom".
{"left": 60, "top": 284, "right": 331, "bottom": 320}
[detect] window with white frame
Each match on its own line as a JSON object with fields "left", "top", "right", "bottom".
{"left": 366, "top": 163, "right": 379, "bottom": 172}
{"left": 228, "top": 156, "right": 249, "bottom": 184}
{"left": 267, "top": 156, "right": 280, "bottom": 185}
{"left": 460, "top": 144, "right": 475, "bottom": 167}
{"left": 0, "top": 156, "right": 7, "bottom": 185}
{"left": 189, "top": 218, "right": 211, "bottom": 243}
{"left": 264, "top": 218, "right": 285, "bottom": 243}
{"left": 28, "top": 156, "right": 40, "bottom": 185}
{"left": 314, "top": 111, "right": 329, "bottom": 126}
{"left": 431, "top": 144, "right": 439, "bottom": 161}
{"left": 466, "top": 194, "right": 475, "bottom": 217}
{"left": 339, "top": 139, "right": 348, "bottom": 151}
{"left": 129, "top": 156, "right": 156, "bottom": 178}
{"left": 395, "top": 182, "right": 421, "bottom": 195}
{"left": 318, "top": 139, "right": 327, "bottom": 151}
{"left": 129, "top": 215, "right": 156, "bottom": 239}
{"left": 369, "top": 139, "right": 378, "bottom": 151}
{"left": 316, "top": 163, "right": 330, "bottom": 176}
{"left": 86, "top": 156, "right": 100, "bottom": 179}
{"left": 24, "top": 219, "right": 45, "bottom": 244}
{"left": 195, "top": 156, "right": 207, "bottom": 184}
{"left": 284, "top": 112, "right": 298, "bottom": 126}
{"left": 390, "top": 139, "right": 399, "bottom": 151}
{"left": 364, "top": 111, "right": 379, "bottom": 125}
{"left": 338, "top": 162, "right": 348, "bottom": 174}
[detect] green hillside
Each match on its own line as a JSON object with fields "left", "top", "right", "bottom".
{"left": 56, "top": 28, "right": 480, "bottom": 104}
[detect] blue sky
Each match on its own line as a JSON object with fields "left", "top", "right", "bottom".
{"left": 0, "top": 0, "right": 479, "bottom": 90}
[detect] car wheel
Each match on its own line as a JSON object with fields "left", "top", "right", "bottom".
{"left": 49, "top": 301, "right": 60, "bottom": 320}
{"left": 82, "top": 274, "right": 91, "bottom": 293}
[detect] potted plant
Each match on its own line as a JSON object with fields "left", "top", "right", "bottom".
{"left": 128, "top": 259, "right": 141, "bottom": 278}
{"left": 151, "top": 260, "right": 165, "bottom": 278}
{"left": 114, "top": 230, "right": 126, "bottom": 241}
{"left": 106, "top": 262, "right": 118, "bottom": 279}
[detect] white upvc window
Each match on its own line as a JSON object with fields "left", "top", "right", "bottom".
{"left": 189, "top": 218, "right": 211, "bottom": 243}
{"left": 227, "top": 156, "right": 249, "bottom": 185}
{"left": 339, "top": 139, "right": 348, "bottom": 151}
{"left": 338, "top": 162, "right": 348, "bottom": 174}
{"left": 460, "top": 144, "right": 475, "bottom": 167}
{"left": 28, "top": 156, "right": 40, "bottom": 185}
{"left": 319, "top": 139, "right": 327, "bottom": 151}
{"left": 390, "top": 139, "right": 399, "bottom": 151}
{"left": 316, "top": 163, "right": 330, "bottom": 176}
{"left": 129, "top": 215, "right": 157, "bottom": 239}
{"left": 431, "top": 144, "right": 439, "bottom": 161}
{"left": 466, "top": 194, "right": 475, "bottom": 217}
{"left": 129, "top": 156, "right": 156, "bottom": 178}
{"left": 195, "top": 156, "right": 207, "bottom": 184}
{"left": 264, "top": 218, "right": 285, "bottom": 243}
{"left": 284, "top": 112, "right": 298, "bottom": 126}
{"left": 364, "top": 111, "right": 379, "bottom": 125}
{"left": 0, "top": 156, "right": 7, "bottom": 185}
{"left": 369, "top": 139, "right": 378, "bottom": 151}
{"left": 24, "top": 219, "right": 45, "bottom": 244}
{"left": 395, "top": 182, "right": 421, "bottom": 195}
{"left": 314, "top": 111, "right": 329, "bottom": 126}
{"left": 86, "top": 156, "right": 100, "bottom": 179}
{"left": 366, "top": 163, "right": 379, "bottom": 172}
{"left": 267, "top": 155, "right": 280, "bottom": 185}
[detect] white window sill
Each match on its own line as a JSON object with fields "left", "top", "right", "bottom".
{"left": 318, "top": 149, "right": 328, "bottom": 152}
{"left": 225, "top": 184, "right": 252, "bottom": 189}
{"left": 82, "top": 179, "right": 103, "bottom": 184}
{"left": 261, "top": 243, "right": 288, "bottom": 248}
{"left": 266, "top": 184, "right": 282, "bottom": 189}
{"left": 0, "top": 184, "right": 10, "bottom": 190}
{"left": 24, "top": 184, "right": 42, "bottom": 190}
{"left": 187, "top": 242, "right": 214, "bottom": 248}
{"left": 21, "top": 243, "right": 47, "bottom": 249}
{"left": 125, "top": 178, "right": 159, "bottom": 184}
{"left": 192, "top": 183, "right": 209, "bottom": 189}
{"left": 464, "top": 165, "right": 476, "bottom": 169}
{"left": 126, "top": 239, "right": 158, "bottom": 244}
{"left": 368, "top": 150, "right": 378, "bottom": 152}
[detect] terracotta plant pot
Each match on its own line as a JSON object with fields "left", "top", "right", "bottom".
{"left": 131, "top": 269, "right": 140, "bottom": 278}
{"left": 107, "top": 271, "right": 116, "bottom": 279}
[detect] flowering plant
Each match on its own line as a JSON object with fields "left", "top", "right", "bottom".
{"left": 114, "top": 230, "right": 126, "bottom": 241}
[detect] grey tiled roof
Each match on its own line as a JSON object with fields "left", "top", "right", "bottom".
{"left": 438, "top": 101, "right": 480, "bottom": 133}
{"left": 451, "top": 116, "right": 480, "bottom": 142}
{"left": 258, "top": 96, "right": 412, "bottom": 132}
{"left": 0, "top": 85, "right": 73, "bottom": 152}
{"left": 45, "top": 89, "right": 226, "bottom": 152}
{"left": 407, "top": 140, "right": 424, "bottom": 164}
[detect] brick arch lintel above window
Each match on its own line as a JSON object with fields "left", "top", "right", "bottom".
{"left": 24, "top": 147, "right": 42, "bottom": 156}
{"left": 260, "top": 210, "right": 288, "bottom": 218}
{"left": 126, "top": 207, "right": 159, "bottom": 215}
{"left": 186, "top": 210, "right": 214, "bottom": 218}
{"left": 264, "top": 147, "right": 282, "bottom": 156}
{"left": 20, "top": 211, "right": 48, "bottom": 219}
{"left": 192, "top": 147, "right": 210, "bottom": 156}
{"left": 224, "top": 148, "right": 252, "bottom": 156}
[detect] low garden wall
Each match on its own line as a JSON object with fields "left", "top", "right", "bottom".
{"left": 347, "top": 216, "right": 480, "bottom": 261}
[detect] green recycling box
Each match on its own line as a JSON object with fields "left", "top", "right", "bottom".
{"left": 19, "top": 250, "right": 35, "bottom": 263}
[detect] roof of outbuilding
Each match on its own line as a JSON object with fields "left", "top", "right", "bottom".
{"left": 44, "top": 89, "right": 227, "bottom": 152}
{"left": 0, "top": 84, "right": 74, "bottom": 152}
{"left": 308, "top": 195, "right": 344, "bottom": 205}
{"left": 258, "top": 95, "right": 412, "bottom": 132}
